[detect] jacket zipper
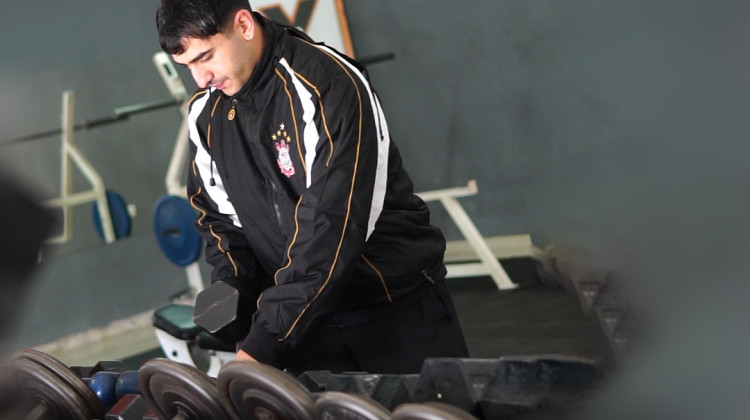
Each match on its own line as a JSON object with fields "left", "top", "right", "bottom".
{"left": 228, "top": 98, "right": 237, "bottom": 120}
{"left": 421, "top": 270, "right": 436, "bottom": 284}
{"left": 234, "top": 94, "right": 288, "bottom": 240}
{"left": 268, "top": 178, "right": 286, "bottom": 239}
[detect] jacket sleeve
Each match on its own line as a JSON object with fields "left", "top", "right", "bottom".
{"left": 241, "top": 62, "right": 389, "bottom": 365}
{"left": 186, "top": 96, "right": 265, "bottom": 327}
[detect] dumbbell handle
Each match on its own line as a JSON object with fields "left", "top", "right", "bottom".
{"left": 25, "top": 401, "right": 50, "bottom": 420}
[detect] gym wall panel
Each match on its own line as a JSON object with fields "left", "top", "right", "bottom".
{"left": 8, "top": 234, "right": 210, "bottom": 348}
{"left": 343, "top": 0, "right": 633, "bottom": 246}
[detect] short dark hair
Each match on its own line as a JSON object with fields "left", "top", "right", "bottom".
{"left": 156, "top": 0, "right": 253, "bottom": 55}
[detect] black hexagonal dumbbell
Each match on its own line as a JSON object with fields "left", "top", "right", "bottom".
{"left": 105, "top": 394, "right": 151, "bottom": 420}
{"left": 193, "top": 280, "right": 257, "bottom": 344}
{"left": 323, "top": 372, "right": 420, "bottom": 411}
{"left": 412, "top": 356, "right": 605, "bottom": 419}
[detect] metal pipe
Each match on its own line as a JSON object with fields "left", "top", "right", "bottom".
{"left": 0, "top": 98, "right": 180, "bottom": 146}
{"left": 58, "top": 91, "right": 75, "bottom": 243}
{"left": 417, "top": 179, "right": 478, "bottom": 202}
{"left": 186, "top": 262, "right": 204, "bottom": 294}
{"left": 165, "top": 103, "right": 190, "bottom": 198}
{"left": 440, "top": 195, "right": 515, "bottom": 290}
{"left": 43, "top": 190, "right": 100, "bottom": 208}
{"left": 359, "top": 52, "right": 395, "bottom": 66}
{"left": 44, "top": 90, "right": 117, "bottom": 244}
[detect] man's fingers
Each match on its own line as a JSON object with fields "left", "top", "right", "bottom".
{"left": 236, "top": 349, "right": 258, "bottom": 362}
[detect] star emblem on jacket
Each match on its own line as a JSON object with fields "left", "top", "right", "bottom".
{"left": 274, "top": 123, "right": 295, "bottom": 177}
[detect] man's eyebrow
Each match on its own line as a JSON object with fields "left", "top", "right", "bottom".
{"left": 186, "top": 48, "right": 214, "bottom": 64}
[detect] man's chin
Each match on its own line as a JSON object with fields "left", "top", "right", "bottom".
{"left": 219, "top": 87, "right": 239, "bottom": 96}
{"left": 212, "top": 81, "right": 235, "bottom": 95}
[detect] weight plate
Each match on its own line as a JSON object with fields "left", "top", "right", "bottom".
{"left": 313, "top": 391, "right": 391, "bottom": 420}
{"left": 391, "top": 402, "right": 480, "bottom": 420}
{"left": 139, "top": 358, "right": 231, "bottom": 420}
{"left": 0, "top": 365, "right": 20, "bottom": 417}
{"left": 10, "top": 357, "right": 102, "bottom": 420}
{"left": 14, "top": 348, "right": 105, "bottom": 417}
{"left": 217, "top": 361, "right": 315, "bottom": 420}
{"left": 92, "top": 189, "right": 132, "bottom": 241}
{"left": 153, "top": 195, "right": 202, "bottom": 266}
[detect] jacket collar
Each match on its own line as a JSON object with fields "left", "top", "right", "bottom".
{"left": 223, "top": 13, "right": 283, "bottom": 102}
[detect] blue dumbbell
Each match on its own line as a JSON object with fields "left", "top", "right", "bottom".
{"left": 88, "top": 371, "right": 120, "bottom": 411}
{"left": 115, "top": 370, "right": 141, "bottom": 401}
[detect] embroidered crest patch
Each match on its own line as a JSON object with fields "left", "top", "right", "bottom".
{"left": 273, "top": 123, "right": 295, "bottom": 177}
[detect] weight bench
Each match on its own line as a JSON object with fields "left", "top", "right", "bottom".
{"left": 417, "top": 180, "right": 519, "bottom": 290}
{"left": 152, "top": 303, "right": 236, "bottom": 378}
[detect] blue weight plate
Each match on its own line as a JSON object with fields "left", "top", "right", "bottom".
{"left": 92, "top": 190, "right": 132, "bottom": 241}
{"left": 153, "top": 195, "right": 202, "bottom": 267}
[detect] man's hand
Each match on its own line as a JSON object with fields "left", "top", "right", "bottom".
{"left": 236, "top": 349, "right": 258, "bottom": 362}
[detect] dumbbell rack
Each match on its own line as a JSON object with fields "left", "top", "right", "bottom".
{"left": 1, "top": 348, "right": 606, "bottom": 420}
{"left": 574, "top": 272, "right": 636, "bottom": 365}
{"left": 539, "top": 249, "right": 637, "bottom": 366}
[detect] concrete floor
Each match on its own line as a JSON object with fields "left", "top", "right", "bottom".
{"left": 29, "top": 256, "right": 612, "bottom": 374}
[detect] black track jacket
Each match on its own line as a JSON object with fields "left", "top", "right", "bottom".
{"left": 187, "top": 15, "right": 446, "bottom": 368}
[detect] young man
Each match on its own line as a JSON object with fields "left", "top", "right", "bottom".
{"left": 156, "top": 0, "right": 469, "bottom": 374}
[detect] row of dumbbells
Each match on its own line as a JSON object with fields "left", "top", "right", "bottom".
{"left": 572, "top": 272, "right": 637, "bottom": 364}
{"left": 0, "top": 349, "right": 474, "bottom": 420}
{"left": 0, "top": 349, "right": 605, "bottom": 420}
{"left": 537, "top": 249, "right": 638, "bottom": 365}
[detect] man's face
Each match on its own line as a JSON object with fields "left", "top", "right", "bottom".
{"left": 172, "top": 30, "right": 253, "bottom": 97}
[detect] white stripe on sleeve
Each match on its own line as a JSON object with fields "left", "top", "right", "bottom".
{"left": 188, "top": 91, "right": 242, "bottom": 228}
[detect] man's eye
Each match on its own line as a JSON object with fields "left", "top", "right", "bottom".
{"left": 201, "top": 54, "right": 213, "bottom": 62}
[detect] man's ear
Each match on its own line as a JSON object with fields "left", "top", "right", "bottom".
{"left": 235, "top": 9, "right": 255, "bottom": 41}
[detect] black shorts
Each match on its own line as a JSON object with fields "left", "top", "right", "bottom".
{"left": 284, "top": 281, "right": 470, "bottom": 375}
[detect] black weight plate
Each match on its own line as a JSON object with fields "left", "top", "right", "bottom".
{"left": 10, "top": 357, "right": 101, "bottom": 420}
{"left": 92, "top": 189, "right": 132, "bottom": 241}
{"left": 313, "top": 391, "right": 391, "bottom": 420}
{"left": 15, "top": 348, "right": 105, "bottom": 417}
{"left": 139, "top": 358, "right": 231, "bottom": 420}
{"left": 217, "top": 361, "right": 315, "bottom": 420}
{"left": 0, "top": 365, "right": 21, "bottom": 417}
{"left": 391, "top": 402, "right": 480, "bottom": 420}
{"left": 153, "top": 195, "right": 202, "bottom": 266}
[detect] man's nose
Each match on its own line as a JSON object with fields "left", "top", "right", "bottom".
{"left": 191, "top": 66, "right": 213, "bottom": 89}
